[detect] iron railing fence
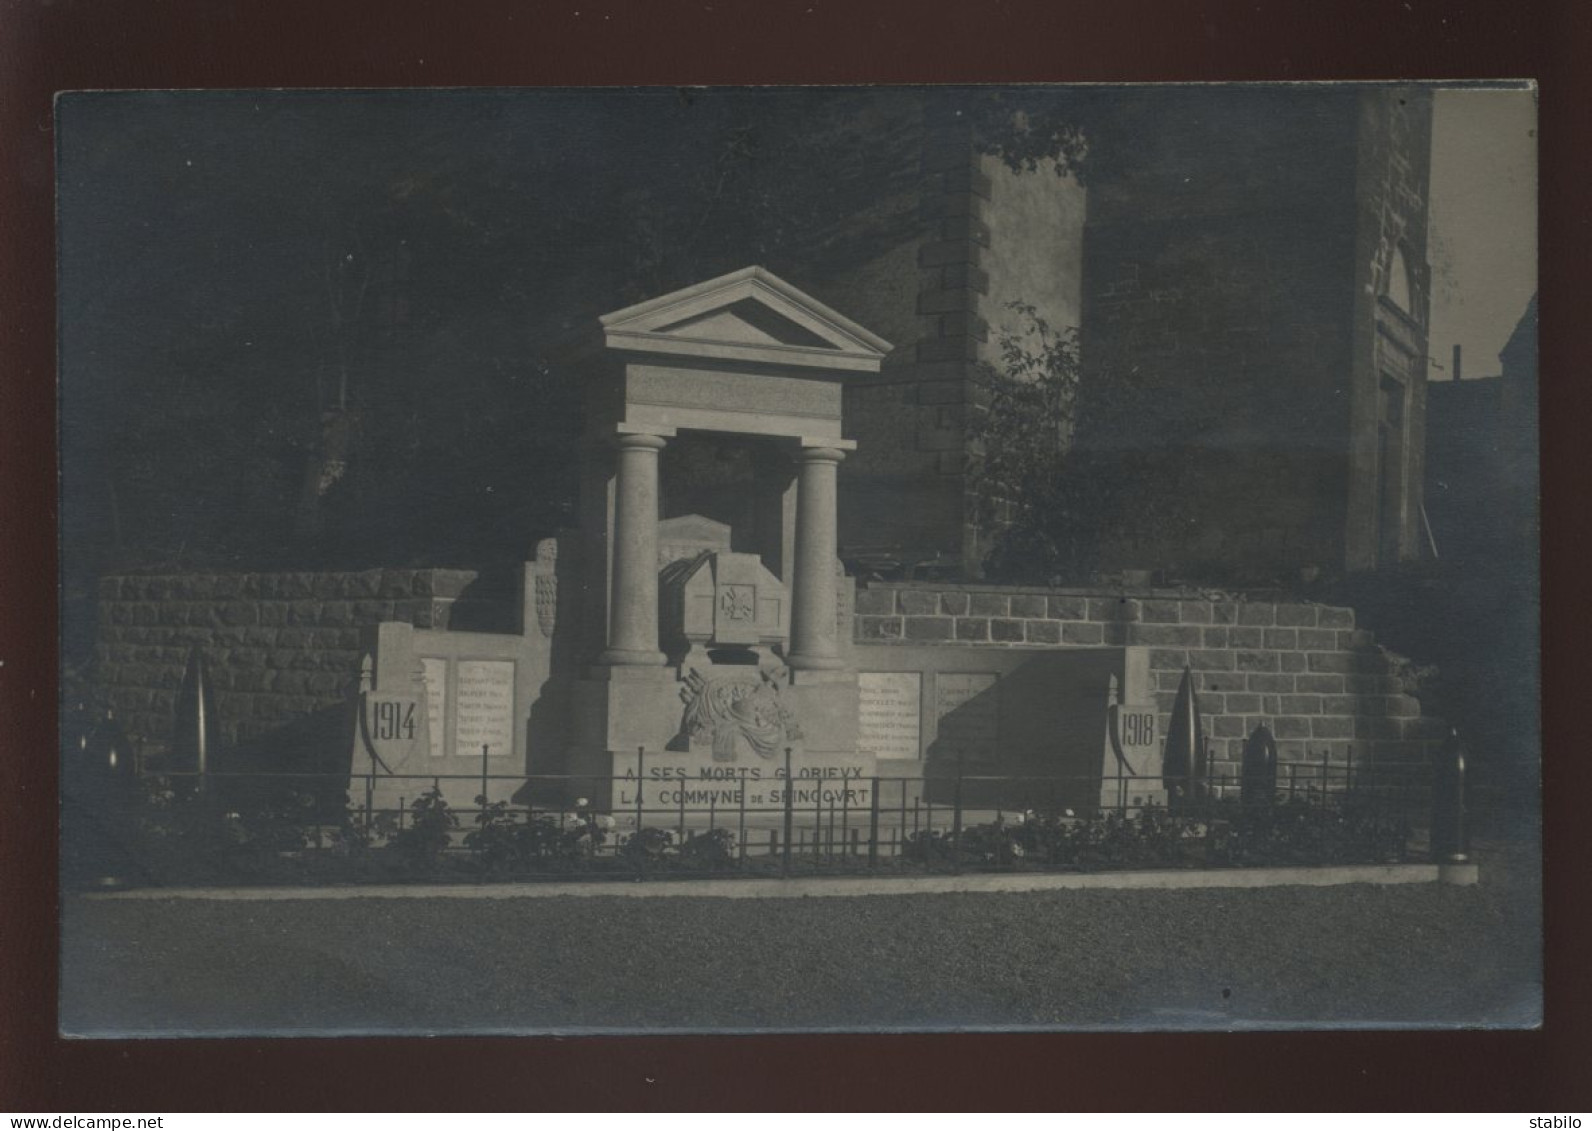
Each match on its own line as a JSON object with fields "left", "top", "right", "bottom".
{"left": 65, "top": 745, "right": 1463, "bottom": 888}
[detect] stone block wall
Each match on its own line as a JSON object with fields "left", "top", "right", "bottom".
{"left": 92, "top": 568, "right": 514, "bottom": 753}
{"left": 854, "top": 581, "right": 1446, "bottom": 779}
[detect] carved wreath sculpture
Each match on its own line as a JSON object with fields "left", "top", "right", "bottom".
{"left": 679, "top": 666, "right": 804, "bottom": 761}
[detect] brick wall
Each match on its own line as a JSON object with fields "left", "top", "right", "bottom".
{"left": 94, "top": 567, "right": 1446, "bottom": 784}
{"left": 854, "top": 581, "right": 1446, "bottom": 776}
{"left": 92, "top": 568, "right": 514, "bottom": 752}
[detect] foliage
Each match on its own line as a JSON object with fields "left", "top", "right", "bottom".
{"left": 970, "top": 303, "right": 1165, "bottom": 582}
{"left": 908, "top": 795, "right": 1411, "bottom": 873}
{"left": 1208, "top": 797, "right": 1412, "bottom": 868}
{"left": 326, "top": 811, "right": 378, "bottom": 857}
{"left": 108, "top": 764, "right": 1411, "bottom": 888}
{"left": 386, "top": 786, "right": 458, "bottom": 866}
{"left": 462, "top": 798, "right": 525, "bottom": 873}
{"left": 620, "top": 827, "right": 676, "bottom": 867}
{"left": 462, "top": 797, "right": 615, "bottom": 872}
{"left": 962, "top": 89, "right": 1094, "bottom": 183}
{"left": 679, "top": 827, "right": 737, "bottom": 870}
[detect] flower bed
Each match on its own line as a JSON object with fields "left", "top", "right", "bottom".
{"left": 70, "top": 773, "right": 1418, "bottom": 890}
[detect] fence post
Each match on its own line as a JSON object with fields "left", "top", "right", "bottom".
{"left": 814, "top": 778, "right": 823, "bottom": 865}
{"left": 837, "top": 782, "right": 846, "bottom": 861}
{"left": 782, "top": 746, "right": 794, "bottom": 877}
{"left": 867, "top": 776, "right": 880, "bottom": 871}
{"left": 737, "top": 775, "right": 747, "bottom": 869}
{"left": 951, "top": 756, "right": 964, "bottom": 875}
{"left": 635, "top": 745, "right": 645, "bottom": 838}
{"left": 1434, "top": 729, "right": 1469, "bottom": 866}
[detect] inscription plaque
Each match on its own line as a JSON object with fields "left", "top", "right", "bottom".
{"left": 454, "top": 659, "right": 515, "bottom": 758}
{"left": 935, "top": 672, "right": 999, "bottom": 762}
{"left": 420, "top": 657, "right": 447, "bottom": 758}
{"left": 858, "top": 672, "right": 921, "bottom": 761}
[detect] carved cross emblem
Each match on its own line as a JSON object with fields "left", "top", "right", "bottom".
{"left": 719, "top": 584, "right": 755, "bottom": 622}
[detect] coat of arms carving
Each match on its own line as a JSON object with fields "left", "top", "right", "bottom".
{"left": 677, "top": 666, "right": 803, "bottom": 761}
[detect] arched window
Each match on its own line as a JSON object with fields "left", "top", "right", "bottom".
{"left": 1386, "top": 245, "right": 1413, "bottom": 314}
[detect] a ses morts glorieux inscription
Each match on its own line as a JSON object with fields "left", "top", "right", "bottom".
{"left": 615, "top": 755, "right": 874, "bottom": 811}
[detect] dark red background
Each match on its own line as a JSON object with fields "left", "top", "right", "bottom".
{"left": 3, "top": 0, "right": 1587, "bottom": 1111}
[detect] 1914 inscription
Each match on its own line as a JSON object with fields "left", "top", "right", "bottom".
{"left": 455, "top": 659, "right": 514, "bottom": 758}
{"left": 858, "top": 672, "right": 921, "bottom": 761}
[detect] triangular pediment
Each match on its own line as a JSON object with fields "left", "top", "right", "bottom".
{"left": 599, "top": 266, "right": 891, "bottom": 372}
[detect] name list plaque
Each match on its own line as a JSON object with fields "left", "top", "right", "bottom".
{"left": 454, "top": 659, "right": 515, "bottom": 758}
{"left": 935, "top": 672, "right": 999, "bottom": 762}
{"left": 421, "top": 657, "right": 448, "bottom": 758}
{"left": 858, "top": 672, "right": 922, "bottom": 761}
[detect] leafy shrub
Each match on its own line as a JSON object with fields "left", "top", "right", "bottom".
{"left": 621, "top": 827, "right": 675, "bottom": 867}
{"left": 326, "top": 812, "right": 377, "bottom": 857}
{"left": 387, "top": 787, "right": 457, "bottom": 867}
{"left": 461, "top": 798, "right": 618, "bottom": 873}
{"left": 463, "top": 798, "right": 524, "bottom": 872}
{"left": 903, "top": 793, "right": 1411, "bottom": 874}
{"left": 679, "top": 827, "right": 736, "bottom": 869}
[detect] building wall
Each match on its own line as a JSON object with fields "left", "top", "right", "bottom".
{"left": 1345, "top": 87, "right": 1436, "bottom": 571}
{"left": 1078, "top": 89, "right": 1368, "bottom": 583}
{"left": 834, "top": 102, "right": 1088, "bottom": 578}
{"left": 91, "top": 568, "right": 516, "bottom": 753}
{"left": 853, "top": 580, "right": 1447, "bottom": 779}
{"left": 92, "top": 566, "right": 1444, "bottom": 794}
{"left": 664, "top": 90, "right": 1426, "bottom": 587}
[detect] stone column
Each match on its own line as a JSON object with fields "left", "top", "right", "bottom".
{"left": 599, "top": 431, "right": 667, "bottom": 666}
{"left": 789, "top": 445, "right": 845, "bottom": 671}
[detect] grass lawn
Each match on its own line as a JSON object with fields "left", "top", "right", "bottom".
{"left": 59, "top": 837, "right": 1541, "bottom": 1036}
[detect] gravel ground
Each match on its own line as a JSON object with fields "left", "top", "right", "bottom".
{"left": 60, "top": 839, "right": 1540, "bottom": 1036}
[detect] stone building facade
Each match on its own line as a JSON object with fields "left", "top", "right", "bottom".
{"left": 778, "top": 87, "right": 1435, "bottom": 584}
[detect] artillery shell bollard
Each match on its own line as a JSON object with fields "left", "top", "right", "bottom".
{"left": 1163, "top": 666, "right": 1208, "bottom": 812}
{"left": 1433, "top": 728, "right": 1479, "bottom": 886}
{"left": 1240, "top": 723, "right": 1278, "bottom": 810}
{"left": 173, "top": 645, "right": 219, "bottom": 794}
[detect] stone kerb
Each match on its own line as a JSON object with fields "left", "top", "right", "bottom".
{"left": 854, "top": 581, "right": 1442, "bottom": 775}
{"left": 92, "top": 568, "right": 506, "bottom": 752}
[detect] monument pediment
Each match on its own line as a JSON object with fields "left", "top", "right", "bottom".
{"left": 599, "top": 266, "right": 892, "bottom": 372}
